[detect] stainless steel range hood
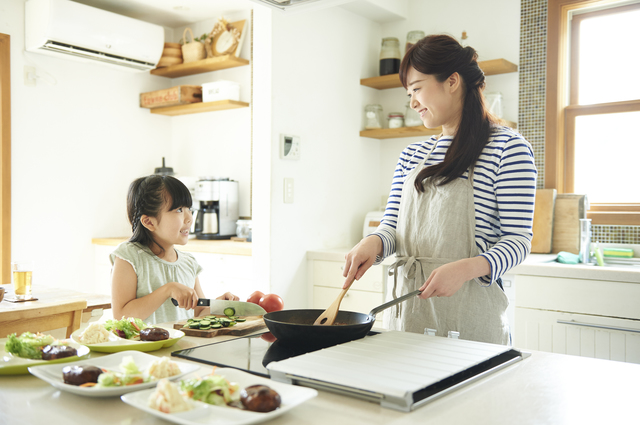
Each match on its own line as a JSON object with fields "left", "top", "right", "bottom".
{"left": 248, "top": 0, "right": 355, "bottom": 13}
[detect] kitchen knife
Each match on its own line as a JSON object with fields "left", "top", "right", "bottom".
{"left": 171, "top": 298, "right": 266, "bottom": 316}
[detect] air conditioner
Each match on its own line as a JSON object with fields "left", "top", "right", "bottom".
{"left": 25, "top": 0, "right": 164, "bottom": 72}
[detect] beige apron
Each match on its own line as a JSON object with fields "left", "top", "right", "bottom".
{"left": 387, "top": 142, "right": 509, "bottom": 345}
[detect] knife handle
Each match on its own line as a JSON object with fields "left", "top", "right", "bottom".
{"left": 171, "top": 298, "right": 209, "bottom": 307}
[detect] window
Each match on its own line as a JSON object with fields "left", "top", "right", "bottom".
{"left": 0, "top": 33, "right": 10, "bottom": 283}
{"left": 547, "top": 0, "right": 640, "bottom": 225}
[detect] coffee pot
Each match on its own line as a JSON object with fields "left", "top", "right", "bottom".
{"left": 193, "top": 178, "right": 239, "bottom": 240}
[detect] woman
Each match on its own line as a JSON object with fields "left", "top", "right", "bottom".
{"left": 343, "top": 35, "right": 536, "bottom": 345}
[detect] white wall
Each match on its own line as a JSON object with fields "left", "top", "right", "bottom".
{"left": 268, "top": 7, "right": 383, "bottom": 307}
{"left": 2, "top": 0, "right": 252, "bottom": 293}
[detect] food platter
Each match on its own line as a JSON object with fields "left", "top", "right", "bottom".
{"left": 71, "top": 327, "right": 184, "bottom": 353}
{"left": 121, "top": 367, "right": 318, "bottom": 425}
{"left": 0, "top": 339, "right": 90, "bottom": 376}
{"left": 28, "top": 350, "right": 200, "bottom": 397}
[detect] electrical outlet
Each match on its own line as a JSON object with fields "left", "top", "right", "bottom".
{"left": 284, "top": 178, "right": 294, "bottom": 203}
{"left": 24, "top": 66, "right": 36, "bottom": 87}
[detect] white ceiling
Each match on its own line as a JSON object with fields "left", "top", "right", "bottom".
{"left": 73, "top": 0, "right": 255, "bottom": 27}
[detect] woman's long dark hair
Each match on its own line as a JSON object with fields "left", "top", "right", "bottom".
{"left": 399, "top": 34, "right": 499, "bottom": 191}
{"left": 126, "top": 175, "right": 192, "bottom": 254}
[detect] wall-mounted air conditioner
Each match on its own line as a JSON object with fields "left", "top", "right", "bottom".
{"left": 25, "top": 0, "right": 164, "bottom": 72}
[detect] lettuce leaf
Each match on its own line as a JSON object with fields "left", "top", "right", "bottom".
{"left": 104, "top": 317, "right": 149, "bottom": 339}
{"left": 4, "top": 332, "right": 55, "bottom": 359}
{"left": 179, "top": 375, "right": 239, "bottom": 406}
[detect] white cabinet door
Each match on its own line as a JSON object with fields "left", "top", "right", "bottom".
{"left": 515, "top": 307, "right": 640, "bottom": 364}
{"left": 313, "top": 286, "right": 384, "bottom": 315}
{"left": 191, "top": 252, "right": 258, "bottom": 301}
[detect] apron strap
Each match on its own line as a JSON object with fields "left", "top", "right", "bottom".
{"left": 389, "top": 256, "right": 424, "bottom": 318}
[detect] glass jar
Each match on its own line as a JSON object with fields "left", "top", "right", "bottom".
{"left": 364, "top": 104, "right": 383, "bottom": 129}
{"left": 405, "top": 30, "right": 425, "bottom": 55}
{"left": 379, "top": 37, "right": 400, "bottom": 76}
{"left": 388, "top": 113, "right": 404, "bottom": 129}
{"left": 236, "top": 219, "right": 252, "bottom": 239}
{"left": 485, "top": 92, "right": 503, "bottom": 118}
{"left": 404, "top": 102, "right": 422, "bottom": 127}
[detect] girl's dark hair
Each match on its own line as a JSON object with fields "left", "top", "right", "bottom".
{"left": 399, "top": 34, "right": 499, "bottom": 191}
{"left": 126, "top": 175, "right": 192, "bottom": 253}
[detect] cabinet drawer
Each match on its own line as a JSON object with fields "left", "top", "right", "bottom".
{"left": 515, "top": 307, "right": 640, "bottom": 364}
{"left": 516, "top": 275, "right": 640, "bottom": 320}
{"left": 312, "top": 260, "right": 383, "bottom": 293}
{"left": 313, "top": 286, "right": 384, "bottom": 315}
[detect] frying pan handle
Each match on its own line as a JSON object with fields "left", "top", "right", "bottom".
{"left": 369, "top": 289, "right": 422, "bottom": 317}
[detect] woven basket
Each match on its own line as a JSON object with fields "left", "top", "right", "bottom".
{"left": 181, "top": 28, "right": 206, "bottom": 63}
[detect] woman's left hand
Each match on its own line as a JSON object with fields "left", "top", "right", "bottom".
{"left": 216, "top": 292, "right": 240, "bottom": 301}
{"left": 417, "top": 256, "right": 491, "bottom": 299}
{"left": 418, "top": 262, "right": 468, "bottom": 299}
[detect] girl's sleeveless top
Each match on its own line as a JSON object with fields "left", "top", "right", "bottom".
{"left": 110, "top": 242, "right": 203, "bottom": 324}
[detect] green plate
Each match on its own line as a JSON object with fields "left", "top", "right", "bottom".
{"left": 0, "top": 339, "right": 90, "bottom": 376}
{"left": 70, "top": 327, "right": 184, "bottom": 353}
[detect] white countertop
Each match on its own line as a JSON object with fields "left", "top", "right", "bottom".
{"left": 1, "top": 329, "right": 639, "bottom": 425}
{"left": 307, "top": 247, "right": 640, "bottom": 283}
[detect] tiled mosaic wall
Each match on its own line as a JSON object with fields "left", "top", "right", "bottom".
{"left": 519, "top": 0, "right": 640, "bottom": 244}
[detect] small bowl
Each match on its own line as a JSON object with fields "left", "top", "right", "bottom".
{"left": 0, "top": 287, "right": 5, "bottom": 302}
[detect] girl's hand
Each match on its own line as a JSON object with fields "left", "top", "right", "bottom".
{"left": 216, "top": 292, "right": 240, "bottom": 301}
{"left": 342, "top": 236, "right": 383, "bottom": 289}
{"left": 168, "top": 282, "right": 200, "bottom": 310}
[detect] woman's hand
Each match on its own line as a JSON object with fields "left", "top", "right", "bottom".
{"left": 418, "top": 257, "right": 491, "bottom": 299}
{"left": 342, "top": 236, "right": 383, "bottom": 289}
{"left": 168, "top": 282, "right": 200, "bottom": 310}
{"left": 216, "top": 292, "right": 240, "bottom": 301}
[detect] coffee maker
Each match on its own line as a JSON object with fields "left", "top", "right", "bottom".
{"left": 194, "top": 178, "right": 239, "bottom": 240}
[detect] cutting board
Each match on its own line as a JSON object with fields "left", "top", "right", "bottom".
{"left": 531, "top": 189, "right": 557, "bottom": 253}
{"left": 173, "top": 315, "right": 266, "bottom": 338}
{"left": 552, "top": 194, "right": 588, "bottom": 254}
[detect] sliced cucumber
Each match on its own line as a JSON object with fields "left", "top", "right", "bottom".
{"left": 199, "top": 326, "right": 211, "bottom": 330}
{"left": 199, "top": 320, "right": 211, "bottom": 327}
{"left": 235, "top": 318, "right": 246, "bottom": 322}
{"left": 188, "top": 323, "right": 200, "bottom": 329}
{"left": 223, "top": 307, "right": 236, "bottom": 317}
{"left": 211, "top": 323, "right": 222, "bottom": 328}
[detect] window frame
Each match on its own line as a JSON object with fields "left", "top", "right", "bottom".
{"left": 0, "top": 33, "right": 10, "bottom": 284}
{"left": 546, "top": 0, "right": 640, "bottom": 225}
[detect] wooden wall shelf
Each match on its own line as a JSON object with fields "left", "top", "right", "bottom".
{"left": 150, "top": 55, "right": 250, "bottom": 78}
{"left": 360, "top": 120, "right": 517, "bottom": 139}
{"left": 149, "top": 100, "right": 249, "bottom": 116}
{"left": 360, "top": 58, "right": 518, "bottom": 90}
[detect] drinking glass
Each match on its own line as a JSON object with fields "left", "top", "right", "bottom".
{"left": 12, "top": 260, "right": 34, "bottom": 300}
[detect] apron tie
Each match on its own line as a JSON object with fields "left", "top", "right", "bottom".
{"left": 389, "top": 256, "right": 424, "bottom": 318}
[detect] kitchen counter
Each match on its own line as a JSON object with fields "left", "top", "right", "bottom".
{"left": 92, "top": 237, "right": 252, "bottom": 256}
{"left": 1, "top": 328, "right": 639, "bottom": 424}
{"left": 308, "top": 248, "right": 640, "bottom": 283}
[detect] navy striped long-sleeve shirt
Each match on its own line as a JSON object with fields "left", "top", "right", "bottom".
{"left": 373, "top": 126, "right": 538, "bottom": 286}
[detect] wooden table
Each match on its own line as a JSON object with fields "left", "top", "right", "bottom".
{"left": 0, "top": 284, "right": 111, "bottom": 337}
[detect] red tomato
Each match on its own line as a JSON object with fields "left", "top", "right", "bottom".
{"left": 247, "top": 291, "right": 264, "bottom": 305}
{"left": 259, "top": 293, "right": 284, "bottom": 313}
{"left": 260, "top": 332, "right": 276, "bottom": 343}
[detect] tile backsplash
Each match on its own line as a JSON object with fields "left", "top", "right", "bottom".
{"left": 519, "top": 0, "right": 640, "bottom": 245}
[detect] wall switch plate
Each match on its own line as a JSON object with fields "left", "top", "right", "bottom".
{"left": 284, "top": 178, "right": 294, "bottom": 203}
{"left": 280, "top": 134, "right": 300, "bottom": 160}
{"left": 24, "top": 66, "right": 36, "bottom": 87}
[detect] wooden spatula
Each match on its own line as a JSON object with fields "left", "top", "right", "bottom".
{"left": 314, "top": 276, "right": 355, "bottom": 326}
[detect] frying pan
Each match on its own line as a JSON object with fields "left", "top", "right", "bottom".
{"left": 263, "top": 290, "right": 421, "bottom": 347}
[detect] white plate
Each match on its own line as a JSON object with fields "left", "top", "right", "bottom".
{"left": 121, "top": 367, "right": 318, "bottom": 425}
{"left": 28, "top": 350, "right": 200, "bottom": 397}
{"left": 70, "top": 327, "right": 184, "bottom": 353}
{"left": 0, "top": 339, "right": 90, "bottom": 375}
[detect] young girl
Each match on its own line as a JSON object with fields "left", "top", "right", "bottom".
{"left": 110, "top": 175, "right": 239, "bottom": 324}
{"left": 343, "top": 35, "right": 537, "bottom": 345}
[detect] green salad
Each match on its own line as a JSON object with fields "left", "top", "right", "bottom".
{"left": 4, "top": 332, "right": 56, "bottom": 359}
{"left": 104, "top": 317, "right": 149, "bottom": 339}
{"left": 179, "top": 375, "right": 240, "bottom": 406}
{"left": 96, "top": 356, "right": 149, "bottom": 387}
